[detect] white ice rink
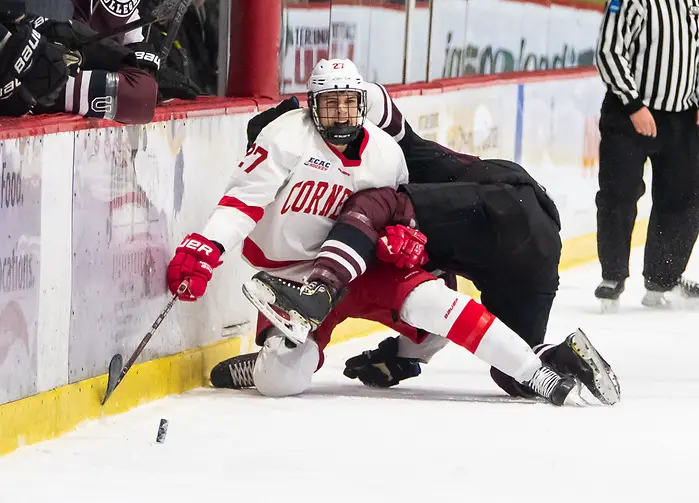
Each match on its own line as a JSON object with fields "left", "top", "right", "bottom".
{"left": 1, "top": 248, "right": 698, "bottom": 503}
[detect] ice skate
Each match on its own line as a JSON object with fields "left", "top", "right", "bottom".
{"left": 523, "top": 366, "right": 584, "bottom": 406}
{"left": 642, "top": 277, "right": 699, "bottom": 309}
{"left": 594, "top": 280, "right": 625, "bottom": 313}
{"left": 209, "top": 352, "right": 258, "bottom": 389}
{"left": 242, "top": 271, "right": 340, "bottom": 345}
{"left": 539, "top": 328, "right": 620, "bottom": 406}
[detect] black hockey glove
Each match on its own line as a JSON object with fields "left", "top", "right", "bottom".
{"left": 28, "top": 15, "right": 76, "bottom": 44}
{"left": 156, "top": 66, "right": 203, "bottom": 101}
{"left": 28, "top": 17, "right": 131, "bottom": 72}
{"left": 125, "top": 42, "right": 161, "bottom": 75}
{"left": 246, "top": 96, "right": 300, "bottom": 149}
{"left": 0, "top": 23, "right": 69, "bottom": 114}
{"left": 343, "top": 336, "right": 422, "bottom": 388}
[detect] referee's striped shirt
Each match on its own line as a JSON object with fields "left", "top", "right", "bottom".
{"left": 596, "top": 0, "right": 699, "bottom": 113}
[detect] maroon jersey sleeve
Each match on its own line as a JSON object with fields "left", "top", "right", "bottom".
{"left": 72, "top": 0, "right": 144, "bottom": 44}
{"left": 365, "top": 82, "right": 406, "bottom": 142}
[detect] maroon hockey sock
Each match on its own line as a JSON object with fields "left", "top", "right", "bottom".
{"left": 310, "top": 188, "right": 417, "bottom": 294}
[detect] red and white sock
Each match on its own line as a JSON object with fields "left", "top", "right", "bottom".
{"left": 399, "top": 279, "right": 541, "bottom": 383}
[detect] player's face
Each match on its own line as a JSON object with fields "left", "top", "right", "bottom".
{"left": 317, "top": 91, "right": 360, "bottom": 129}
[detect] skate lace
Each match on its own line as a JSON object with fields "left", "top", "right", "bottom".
{"left": 228, "top": 357, "right": 255, "bottom": 387}
{"left": 299, "top": 276, "right": 324, "bottom": 296}
{"left": 527, "top": 366, "right": 560, "bottom": 398}
{"left": 277, "top": 277, "right": 302, "bottom": 290}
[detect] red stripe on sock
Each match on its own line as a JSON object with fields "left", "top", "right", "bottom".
{"left": 446, "top": 300, "right": 496, "bottom": 353}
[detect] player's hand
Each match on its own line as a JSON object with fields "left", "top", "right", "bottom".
{"left": 376, "top": 224, "right": 428, "bottom": 269}
{"left": 343, "top": 336, "right": 421, "bottom": 387}
{"left": 167, "top": 233, "right": 222, "bottom": 301}
{"left": 0, "top": 24, "right": 69, "bottom": 108}
{"left": 156, "top": 66, "right": 203, "bottom": 101}
{"left": 126, "top": 42, "right": 161, "bottom": 75}
{"left": 630, "top": 106, "right": 657, "bottom": 137}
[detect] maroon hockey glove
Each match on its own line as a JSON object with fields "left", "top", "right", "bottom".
{"left": 376, "top": 224, "right": 428, "bottom": 269}
{"left": 167, "top": 233, "right": 222, "bottom": 301}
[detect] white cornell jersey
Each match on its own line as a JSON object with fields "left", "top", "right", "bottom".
{"left": 202, "top": 108, "right": 409, "bottom": 282}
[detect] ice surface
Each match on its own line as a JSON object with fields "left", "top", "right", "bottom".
{"left": 1, "top": 249, "right": 698, "bottom": 503}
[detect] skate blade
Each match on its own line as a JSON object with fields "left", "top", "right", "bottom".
{"left": 599, "top": 298, "right": 620, "bottom": 314}
{"left": 242, "top": 278, "right": 311, "bottom": 346}
{"left": 563, "top": 381, "right": 598, "bottom": 407}
{"left": 641, "top": 291, "right": 673, "bottom": 309}
{"left": 568, "top": 328, "right": 620, "bottom": 405}
{"left": 643, "top": 290, "right": 699, "bottom": 310}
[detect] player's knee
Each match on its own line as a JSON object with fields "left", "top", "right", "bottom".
{"left": 400, "top": 278, "right": 453, "bottom": 324}
{"left": 253, "top": 335, "right": 319, "bottom": 397}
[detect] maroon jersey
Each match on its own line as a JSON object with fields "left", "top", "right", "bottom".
{"left": 72, "top": 0, "right": 143, "bottom": 44}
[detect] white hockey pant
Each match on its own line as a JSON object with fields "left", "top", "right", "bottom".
{"left": 252, "top": 328, "right": 320, "bottom": 397}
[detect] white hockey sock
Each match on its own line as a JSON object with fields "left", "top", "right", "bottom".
{"left": 397, "top": 333, "right": 449, "bottom": 363}
{"left": 399, "top": 279, "right": 541, "bottom": 383}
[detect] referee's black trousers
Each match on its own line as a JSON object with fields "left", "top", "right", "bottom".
{"left": 596, "top": 93, "right": 699, "bottom": 289}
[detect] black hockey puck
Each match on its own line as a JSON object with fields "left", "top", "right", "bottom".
{"left": 156, "top": 418, "right": 168, "bottom": 443}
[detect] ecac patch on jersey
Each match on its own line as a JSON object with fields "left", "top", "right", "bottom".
{"left": 100, "top": 0, "right": 140, "bottom": 18}
{"left": 304, "top": 157, "right": 331, "bottom": 171}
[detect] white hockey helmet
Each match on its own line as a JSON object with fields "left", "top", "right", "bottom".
{"left": 307, "top": 58, "right": 368, "bottom": 145}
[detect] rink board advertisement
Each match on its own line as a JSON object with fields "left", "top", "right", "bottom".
{"left": 0, "top": 138, "right": 42, "bottom": 404}
{"left": 70, "top": 126, "right": 176, "bottom": 382}
{"left": 280, "top": 0, "right": 602, "bottom": 93}
{"left": 69, "top": 113, "right": 256, "bottom": 381}
{"left": 518, "top": 76, "right": 607, "bottom": 240}
{"left": 0, "top": 68, "right": 637, "bottom": 456}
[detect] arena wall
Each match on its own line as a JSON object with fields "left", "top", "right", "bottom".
{"left": 0, "top": 67, "right": 651, "bottom": 455}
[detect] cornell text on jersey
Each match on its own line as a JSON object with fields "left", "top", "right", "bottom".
{"left": 281, "top": 181, "right": 353, "bottom": 219}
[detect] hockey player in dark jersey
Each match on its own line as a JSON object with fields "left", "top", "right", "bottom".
{"left": 0, "top": 1, "right": 159, "bottom": 123}
{"left": 211, "top": 91, "right": 621, "bottom": 405}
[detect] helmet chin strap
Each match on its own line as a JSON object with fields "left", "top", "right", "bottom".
{"left": 322, "top": 123, "right": 361, "bottom": 145}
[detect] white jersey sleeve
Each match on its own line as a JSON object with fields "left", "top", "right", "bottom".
{"left": 202, "top": 120, "right": 302, "bottom": 252}
{"left": 365, "top": 82, "right": 406, "bottom": 143}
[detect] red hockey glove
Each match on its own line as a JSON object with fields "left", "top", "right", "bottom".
{"left": 167, "top": 233, "right": 222, "bottom": 301}
{"left": 376, "top": 224, "right": 428, "bottom": 269}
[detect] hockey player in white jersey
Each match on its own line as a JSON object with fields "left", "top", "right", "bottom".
{"left": 208, "top": 80, "right": 619, "bottom": 406}
{"left": 166, "top": 59, "right": 409, "bottom": 396}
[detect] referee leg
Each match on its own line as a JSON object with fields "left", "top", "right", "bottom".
{"left": 596, "top": 96, "right": 653, "bottom": 282}
{"left": 643, "top": 108, "right": 699, "bottom": 288}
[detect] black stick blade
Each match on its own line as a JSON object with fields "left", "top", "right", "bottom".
{"left": 102, "top": 354, "right": 123, "bottom": 405}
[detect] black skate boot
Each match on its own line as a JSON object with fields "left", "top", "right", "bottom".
{"left": 489, "top": 367, "right": 538, "bottom": 399}
{"left": 210, "top": 352, "right": 258, "bottom": 389}
{"left": 594, "top": 279, "right": 625, "bottom": 313}
{"left": 523, "top": 365, "right": 582, "bottom": 406}
{"left": 642, "top": 277, "right": 699, "bottom": 309}
{"left": 538, "top": 328, "right": 620, "bottom": 406}
{"left": 343, "top": 336, "right": 422, "bottom": 387}
{"left": 242, "top": 271, "right": 343, "bottom": 345}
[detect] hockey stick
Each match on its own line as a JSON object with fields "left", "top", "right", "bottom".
{"left": 157, "top": 0, "right": 191, "bottom": 65}
{"left": 101, "top": 279, "right": 190, "bottom": 405}
{"left": 79, "top": 0, "right": 187, "bottom": 46}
